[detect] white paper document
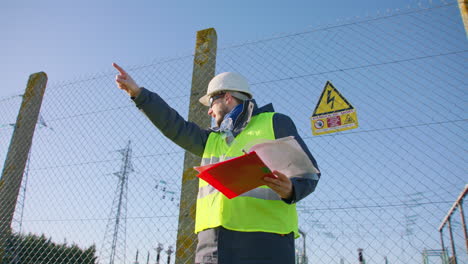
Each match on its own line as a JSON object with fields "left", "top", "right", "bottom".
{"left": 246, "top": 136, "right": 319, "bottom": 179}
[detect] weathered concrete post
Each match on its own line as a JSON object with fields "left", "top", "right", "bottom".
{"left": 175, "top": 28, "right": 217, "bottom": 263}
{"left": 458, "top": 0, "right": 468, "bottom": 36}
{"left": 0, "top": 72, "right": 48, "bottom": 262}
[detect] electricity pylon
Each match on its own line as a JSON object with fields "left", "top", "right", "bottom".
{"left": 100, "top": 140, "right": 134, "bottom": 264}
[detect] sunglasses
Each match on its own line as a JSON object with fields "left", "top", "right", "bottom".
{"left": 209, "top": 93, "right": 225, "bottom": 108}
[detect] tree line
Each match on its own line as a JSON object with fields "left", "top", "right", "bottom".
{"left": 2, "top": 232, "right": 97, "bottom": 264}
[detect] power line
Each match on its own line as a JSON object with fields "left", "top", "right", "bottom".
{"left": 297, "top": 200, "right": 453, "bottom": 211}
{"left": 250, "top": 50, "right": 467, "bottom": 86}
{"left": 38, "top": 92, "right": 192, "bottom": 123}
{"left": 219, "top": 2, "right": 457, "bottom": 51}
{"left": 304, "top": 190, "right": 449, "bottom": 203}
{"left": 28, "top": 150, "right": 184, "bottom": 171}
{"left": 18, "top": 201, "right": 453, "bottom": 223}
{"left": 16, "top": 49, "right": 464, "bottom": 124}
{"left": 19, "top": 119, "right": 464, "bottom": 172}
{"left": 41, "top": 2, "right": 456, "bottom": 94}
{"left": 47, "top": 105, "right": 133, "bottom": 122}
{"left": 303, "top": 119, "right": 466, "bottom": 139}
{"left": 0, "top": 94, "right": 22, "bottom": 103}
{"left": 47, "top": 55, "right": 194, "bottom": 90}
{"left": 19, "top": 214, "right": 179, "bottom": 223}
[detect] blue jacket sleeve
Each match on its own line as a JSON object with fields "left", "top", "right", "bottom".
{"left": 273, "top": 113, "right": 320, "bottom": 204}
{"left": 132, "top": 88, "right": 211, "bottom": 157}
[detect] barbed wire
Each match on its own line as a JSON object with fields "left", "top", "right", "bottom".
{"left": 218, "top": 2, "right": 457, "bottom": 51}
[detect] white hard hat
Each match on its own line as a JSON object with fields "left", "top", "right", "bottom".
{"left": 199, "top": 72, "right": 253, "bottom": 106}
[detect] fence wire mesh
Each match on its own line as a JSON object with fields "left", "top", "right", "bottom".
{"left": 0, "top": 1, "right": 467, "bottom": 263}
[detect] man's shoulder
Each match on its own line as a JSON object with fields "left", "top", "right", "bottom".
{"left": 252, "top": 101, "right": 274, "bottom": 115}
{"left": 271, "top": 112, "right": 294, "bottom": 125}
{"left": 252, "top": 103, "right": 294, "bottom": 126}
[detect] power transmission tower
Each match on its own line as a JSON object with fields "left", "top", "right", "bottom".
{"left": 166, "top": 246, "right": 173, "bottom": 264}
{"left": 155, "top": 243, "right": 163, "bottom": 264}
{"left": 358, "top": 248, "right": 365, "bottom": 264}
{"left": 100, "top": 140, "right": 134, "bottom": 264}
{"left": 133, "top": 250, "right": 139, "bottom": 264}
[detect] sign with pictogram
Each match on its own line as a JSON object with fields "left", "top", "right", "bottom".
{"left": 311, "top": 81, "right": 358, "bottom": 135}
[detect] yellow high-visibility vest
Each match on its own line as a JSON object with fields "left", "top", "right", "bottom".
{"left": 195, "top": 112, "right": 298, "bottom": 236}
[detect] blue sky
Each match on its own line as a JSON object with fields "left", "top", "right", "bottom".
{"left": 0, "top": 0, "right": 424, "bottom": 99}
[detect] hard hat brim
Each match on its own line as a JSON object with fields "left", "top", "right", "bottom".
{"left": 199, "top": 90, "right": 252, "bottom": 107}
{"left": 199, "top": 94, "right": 211, "bottom": 106}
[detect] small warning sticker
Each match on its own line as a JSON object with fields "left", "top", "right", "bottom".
{"left": 327, "top": 116, "right": 341, "bottom": 128}
{"left": 314, "top": 119, "right": 325, "bottom": 129}
{"left": 343, "top": 114, "right": 355, "bottom": 124}
{"left": 311, "top": 81, "right": 358, "bottom": 135}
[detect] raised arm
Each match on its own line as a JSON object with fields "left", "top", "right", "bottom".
{"left": 113, "top": 63, "right": 210, "bottom": 156}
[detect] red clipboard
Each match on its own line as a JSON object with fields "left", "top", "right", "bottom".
{"left": 194, "top": 151, "right": 275, "bottom": 199}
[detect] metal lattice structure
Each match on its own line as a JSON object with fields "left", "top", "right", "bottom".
{"left": 100, "top": 141, "right": 133, "bottom": 264}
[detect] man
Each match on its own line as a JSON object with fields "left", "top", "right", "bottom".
{"left": 113, "top": 63, "right": 320, "bottom": 264}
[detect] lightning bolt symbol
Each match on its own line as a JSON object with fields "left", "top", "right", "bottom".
{"left": 326, "top": 89, "right": 335, "bottom": 109}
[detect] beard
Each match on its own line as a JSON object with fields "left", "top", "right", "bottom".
{"left": 214, "top": 103, "right": 230, "bottom": 127}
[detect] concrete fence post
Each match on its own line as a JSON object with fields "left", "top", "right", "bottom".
{"left": 0, "top": 72, "right": 48, "bottom": 262}
{"left": 458, "top": 0, "right": 468, "bottom": 36}
{"left": 175, "top": 28, "right": 217, "bottom": 263}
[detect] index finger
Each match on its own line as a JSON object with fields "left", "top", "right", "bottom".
{"left": 112, "top": 63, "right": 127, "bottom": 75}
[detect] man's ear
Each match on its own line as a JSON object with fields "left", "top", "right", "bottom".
{"left": 224, "top": 92, "right": 233, "bottom": 103}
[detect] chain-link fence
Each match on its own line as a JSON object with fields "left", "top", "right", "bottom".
{"left": 437, "top": 185, "right": 467, "bottom": 264}
{"left": 1, "top": 1, "right": 467, "bottom": 263}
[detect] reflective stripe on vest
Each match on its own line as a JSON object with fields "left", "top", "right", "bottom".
{"left": 195, "top": 112, "right": 299, "bottom": 236}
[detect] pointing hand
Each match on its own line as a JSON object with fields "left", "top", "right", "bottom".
{"left": 113, "top": 63, "right": 141, "bottom": 97}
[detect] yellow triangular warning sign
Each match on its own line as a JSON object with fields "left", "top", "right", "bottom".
{"left": 312, "top": 81, "right": 354, "bottom": 116}
{"left": 310, "top": 81, "right": 358, "bottom": 135}
{"left": 343, "top": 114, "right": 355, "bottom": 124}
